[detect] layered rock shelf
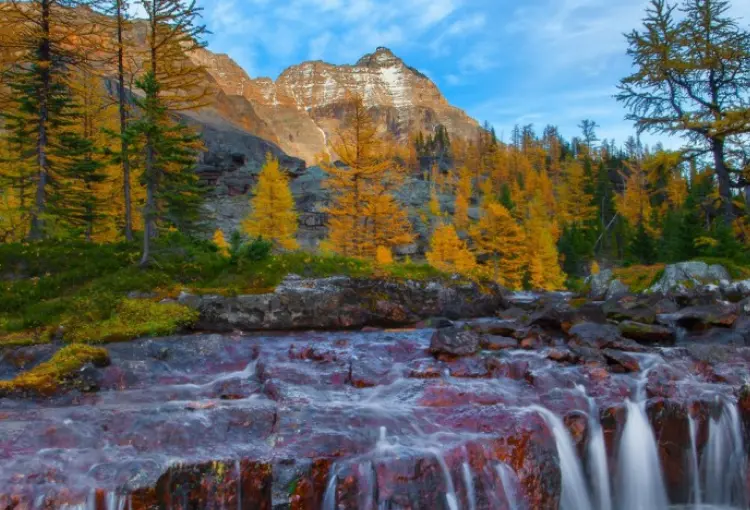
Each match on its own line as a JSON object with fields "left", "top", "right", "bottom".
{"left": 2, "top": 279, "right": 750, "bottom": 509}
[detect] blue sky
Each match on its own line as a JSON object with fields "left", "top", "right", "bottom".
{"left": 168, "top": 0, "right": 750, "bottom": 148}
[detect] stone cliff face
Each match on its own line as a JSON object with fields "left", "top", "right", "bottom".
{"left": 189, "top": 47, "right": 480, "bottom": 164}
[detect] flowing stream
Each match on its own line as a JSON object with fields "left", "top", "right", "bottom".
{"left": 1, "top": 329, "right": 749, "bottom": 509}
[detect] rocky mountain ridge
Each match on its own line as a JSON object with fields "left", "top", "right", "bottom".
{"left": 188, "top": 46, "right": 480, "bottom": 164}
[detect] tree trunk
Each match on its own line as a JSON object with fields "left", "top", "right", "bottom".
{"left": 29, "top": 0, "right": 51, "bottom": 240}
{"left": 712, "top": 138, "right": 733, "bottom": 224}
{"left": 139, "top": 140, "right": 154, "bottom": 267}
{"left": 116, "top": 0, "right": 133, "bottom": 241}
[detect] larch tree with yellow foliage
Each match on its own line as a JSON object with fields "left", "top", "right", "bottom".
{"left": 323, "top": 94, "right": 413, "bottom": 259}
{"left": 616, "top": 160, "right": 653, "bottom": 232}
{"left": 558, "top": 159, "right": 597, "bottom": 227}
{"left": 426, "top": 223, "right": 476, "bottom": 275}
{"left": 470, "top": 203, "right": 526, "bottom": 290}
{"left": 213, "top": 229, "right": 230, "bottom": 257}
{"left": 524, "top": 200, "right": 566, "bottom": 290}
{"left": 242, "top": 156, "right": 298, "bottom": 250}
{"left": 375, "top": 245, "right": 393, "bottom": 265}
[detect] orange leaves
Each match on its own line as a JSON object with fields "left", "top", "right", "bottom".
{"left": 470, "top": 202, "right": 526, "bottom": 290}
{"left": 242, "top": 155, "right": 298, "bottom": 250}
{"left": 426, "top": 223, "right": 476, "bottom": 275}
{"left": 323, "top": 94, "right": 413, "bottom": 259}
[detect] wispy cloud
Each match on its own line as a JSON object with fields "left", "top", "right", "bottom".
{"left": 184, "top": 0, "right": 742, "bottom": 148}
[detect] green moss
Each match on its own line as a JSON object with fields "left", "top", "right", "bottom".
{"left": 67, "top": 299, "right": 199, "bottom": 344}
{"left": 0, "top": 344, "right": 110, "bottom": 396}
{"left": 613, "top": 264, "right": 666, "bottom": 293}
{"left": 0, "top": 329, "right": 53, "bottom": 348}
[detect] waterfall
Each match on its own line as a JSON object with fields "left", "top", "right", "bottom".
{"left": 703, "top": 399, "right": 748, "bottom": 507}
{"left": 531, "top": 406, "right": 593, "bottom": 510}
{"left": 496, "top": 463, "right": 522, "bottom": 510}
{"left": 577, "top": 386, "right": 612, "bottom": 510}
{"left": 234, "top": 460, "right": 242, "bottom": 510}
{"left": 322, "top": 468, "right": 338, "bottom": 510}
{"left": 616, "top": 399, "right": 669, "bottom": 510}
{"left": 461, "top": 462, "right": 477, "bottom": 510}
{"left": 687, "top": 414, "right": 702, "bottom": 506}
{"left": 431, "top": 449, "right": 459, "bottom": 510}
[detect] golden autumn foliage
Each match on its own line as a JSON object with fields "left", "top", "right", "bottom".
{"left": 426, "top": 223, "right": 476, "bottom": 275}
{"left": 429, "top": 189, "right": 441, "bottom": 217}
{"left": 323, "top": 94, "right": 413, "bottom": 259}
{"left": 470, "top": 203, "right": 526, "bottom": 290}
{"left": 591, "top": 261, "right": 601, "bottom": 275}
{"left": 454, "top": 193, "right": 469, "bottom": 232}
{"left": 558, "top": 159, "right": 596, "bottom": 227}
{"left": 375, "top": 245, "right": 394, "bottom": 265}
{"left": 527, "top": 227, "right": 566, "bottom": 290}
{"left": 213, "top": 229, "right": 230, "bottom": 257}
{"left": 242, "top": 155, "right": 298, "bottom": 250}
{"left": 525, "top": 209, "right": 566, "bottom": 290}
{"left": 616, "top": 160, "right": 653, "bottom": 231}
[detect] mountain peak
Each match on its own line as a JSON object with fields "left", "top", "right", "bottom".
{"left": 356, "top": 47, "right": 404, "bottom": 69}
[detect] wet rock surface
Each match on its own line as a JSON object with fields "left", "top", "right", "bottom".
{"left": 3, "top": 289, "right": 750, "bottom": 509}
{"left": 180, "top": 276, "right": 507, "bottom": 331}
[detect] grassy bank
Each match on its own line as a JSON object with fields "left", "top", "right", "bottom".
{"left": 0, "top": 234, "right": 450, "bottom": 348}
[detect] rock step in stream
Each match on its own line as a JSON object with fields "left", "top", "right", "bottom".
{"left": 2, "top": 316, "right": 750, "bottom": 510}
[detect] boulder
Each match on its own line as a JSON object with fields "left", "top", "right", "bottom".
{"left": 721, "top": 280, "right": 750, "bottom": 302}
{"left": 480, "top": 335, "right": 519, "bottom": 351}
{"left": 429, "top": 327, "right": 480, "bottom": 357}
{"left": 602, "top": 295, "right": 657, "bottom": 324}
{"left": 568, "top": 322, "right": 646, "bottom": 352}
{"left": 181, "top": 276, "right": 507, "bottom": 331}
{"left": 606, "top": 279, "right": 630, "bottom": 300}
{"left": 649, "top": 261, "right": 730, "bottom": 294}
{"left": 618, "top": 321, "right": 676, "bottom": 345}
{"left": 465, "top": 318, "right": 527, "bottom": 338}
{"left": 602, "top": 349, "right": 641, "bottom": 373}
{"left": 586, "top": 269, "right": 613, "bottom": 300}
{"left": 658, "top": 304, "right": 738, "bottom": 331}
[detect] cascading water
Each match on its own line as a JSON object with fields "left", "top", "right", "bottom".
{"left": 531, "top": 406, "right": 593, "bottom": 510}
{"left": 702, "top": 399, "right": 748, "bottom": 507}
{"left": 617, "top": 398, "right": 669, "bottom": 510}
{"left": 577, "top": 386, "right": 612, "bottom": 510}
{"left": 496, "top": 463, "right": 522, "bottom": 510}
{"left": 688, "top": 414, "right": 702, "bottom": 506}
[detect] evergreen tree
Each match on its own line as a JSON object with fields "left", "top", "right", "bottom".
{"left": 627, "top": 222, "right": 658, "bottom": 265}
{"left": 128, "top": 71, "right": 204, "bottom": 265}
{"left": 617, "top": 0, "right": 750, "bottom": 223}
{"left": 136, "top": 0, "right": 209, "bottom": 266}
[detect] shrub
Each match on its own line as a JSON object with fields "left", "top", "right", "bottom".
{"left": 0, "top": 344, "right": 110, "bottom": 396}
{"left": 237, "top": 237, "right": 273, "bottom": 264}
{"left": 67, "top": 299, "right": 199, "bottom": 344}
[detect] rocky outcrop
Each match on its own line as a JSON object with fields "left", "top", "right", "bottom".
{"left": 586, "top": 269, "right": 629, "bottom": 300}
{"left": 649, "top": 261, "right": 730, "bottom": 294}
{"left": 179, "top": 276, "right": 507, "bottom": 331}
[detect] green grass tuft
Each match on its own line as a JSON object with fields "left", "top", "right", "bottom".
{"left": 0, "top": 344, "right": 110, "bottom": 396}
{"left": 66, "top": 299, "right": 199, "bottom": 344}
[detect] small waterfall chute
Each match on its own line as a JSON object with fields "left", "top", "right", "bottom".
{"left": 616, "top": 399, "right": 669, "bottom": 510}
{"left": 531, "top": 406, "right": 593, "bottom": 510}
{"left": 496, "top": 463, "right": 523, "bottom": 510}
{"left": 577, "top": 386, "right": 612, "bottom": 510}
{"left": 703, "top": 399, "right": 748, "bottom": 507}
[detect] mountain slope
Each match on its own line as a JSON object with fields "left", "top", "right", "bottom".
{"left": 189, "top": 47, "right": 480, "bottom": 163}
